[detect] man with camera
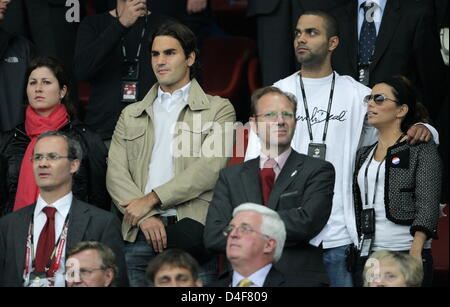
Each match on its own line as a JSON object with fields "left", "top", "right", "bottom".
{"left": 74, "top": 0, "right": 169, "bottom": 147}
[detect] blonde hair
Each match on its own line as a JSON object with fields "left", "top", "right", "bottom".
{"left": 363, "top": 250, "right": 423, "bottom": 287}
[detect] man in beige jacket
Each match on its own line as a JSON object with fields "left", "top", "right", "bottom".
{"left": 106, "top": 21, "right": 236, "bottom": 286}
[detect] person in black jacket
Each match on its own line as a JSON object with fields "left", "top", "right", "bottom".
{"left": 73, "top": 0, "right": 168, "bottom": 143}
{"left": 353, "top": 75, "right": 441, "bottom": 287}
{"left": 0, "top": 56, "right": 110, "bottom": 217}
{"left": 0, "top": 0, "right": 34, "bottom": 132}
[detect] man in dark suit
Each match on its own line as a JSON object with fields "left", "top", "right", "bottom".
{"left": 210, "top": 203, "right": 291, "bottom": 287}
{"left": 331, "top": 0, "right": 446, "bottom": 121}
{"left": 204, "top": 86, "right": 335, "bottom": 286}
{"left": 0, "top": 131, "right": 128, "bottom": 287}
{"left": 247, "top": 0, "right": 350, "bottom": 86}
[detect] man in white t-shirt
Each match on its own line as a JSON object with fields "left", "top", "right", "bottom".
{"left": 245, "top": 10, "right": 438, "bottom": 286}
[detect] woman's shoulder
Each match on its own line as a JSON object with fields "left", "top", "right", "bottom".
{"left": 63, "top": 120, "right": 102, "bottom": 142}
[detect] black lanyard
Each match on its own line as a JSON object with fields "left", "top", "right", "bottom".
{"left": 115, "top": 8, "right": 148, "bottom": 60}
{"left": 363, "top": 134, "right": 405, "bottom": 207}
{"left": 298, "top": 72, "right": 336, "bottom": 143}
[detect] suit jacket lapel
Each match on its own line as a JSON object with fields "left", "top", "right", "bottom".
{"left": 267, "top": 152, "right": 303, "bottom": 210}
{"left": 15, "top": 206, "right": 34, "bottom": 277}
{"left": 263, "top": 267, "right": 285, "bottom": 287}
{"left": 370, "top": 0, "right": 400, "bottom": 71}
{"left": 241, "top": 158, "right": 264, "bottom": 205}
{"left": 66, "top": 199, "right": 90, "bottom": 250}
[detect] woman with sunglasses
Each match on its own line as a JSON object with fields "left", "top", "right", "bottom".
{"left": 0, "top": 56, "right": 110, "bottom": 217}
{"left": 352, "top": 75, "right": 441, "bottom": 287}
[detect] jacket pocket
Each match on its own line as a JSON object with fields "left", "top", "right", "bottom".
{"left": 279, "top": 190, "right": 301, "bottom": 209}
{"left": 174, "top": 122, "right": 213, "bottom": 157}
{"left": 124, "top": 127, "right": 146, "bottom": 161}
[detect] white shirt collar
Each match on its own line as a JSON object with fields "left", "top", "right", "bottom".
{"left": 34, "top": 192, "right": 73, "bottom": 218}
{"left": 232, "top": 263, "right": 273, "bottom": 287}
{"left": 358, "top": 0, "right": 386, "bottom": 13}
{"left": 157, "top": 81, "right": 192, "bottom": 103}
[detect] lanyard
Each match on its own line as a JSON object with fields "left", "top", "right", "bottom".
{"left": 363, "top": 134, "right": 405, "bottom": 208}
{"left": 116, "top": 8, "right": 148, "bottom": 60}
{"left": 24, "top": 212, "right": 70, "bottom": 276}
{"left": 298, "top": 72, "right": 336, "bottom": 143}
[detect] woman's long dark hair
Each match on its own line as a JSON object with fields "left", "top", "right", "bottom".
{"left": 379, "top": 75, "right": 430, "bottom": 133}
{"left": 26, "top": 56, "right": 77, "bottom": 119}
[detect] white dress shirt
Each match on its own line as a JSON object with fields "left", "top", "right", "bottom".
{"left": 232, "top": 264, "right": 273, "bottom": 287}
{"left": 145, "top": 82, "right": 191, "bottom": 217}
{"left": 357, "top": 148, "right": 432, "bottom": 251}
{"left": 357, "top": 0, "right": 387, "bottom": 38}
{"left": 26, "top": 192, "right": 72, "bottom": 287}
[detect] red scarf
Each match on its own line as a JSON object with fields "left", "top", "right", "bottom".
{"left": 13, "top": 104, "right": 69, "bottom": 211}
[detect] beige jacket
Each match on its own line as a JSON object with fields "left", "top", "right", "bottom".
{"left": 106, "top": 79, "right": 236, "bottom": 242}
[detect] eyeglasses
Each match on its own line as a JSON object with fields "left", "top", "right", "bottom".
{"left": 254, "top": 111, "right": 297, "bottom": 121}
{"left": 79, "top": 267, "right": 106, "bottom": 279}
{"left": 363, "top": 94, "right": 398, "bottom": 105}
{"left": 30, "top": 153, "right": 72, "bottom": 162}
{"left": 223, "top": 224, "right": 270, "bottom": 239}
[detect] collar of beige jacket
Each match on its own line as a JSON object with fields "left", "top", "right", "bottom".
{"left": 130, "top": 79, "right": 211, "bottom": 117}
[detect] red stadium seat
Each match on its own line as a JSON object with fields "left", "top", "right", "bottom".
{"left": 201, "top": 37, "right": 256, "bottom": 98}
{"left": 201, "top": 37, "right": 256, "bottom": 122}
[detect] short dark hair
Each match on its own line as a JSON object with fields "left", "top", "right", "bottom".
{"left": 250, "top": 86, "right": 297, "bottom": 117}
{"left": 378, "top": 75, "right": 430, "bottom": 132}
{"left": 26, "top": 56, "right": 77, "bottom": 119}
{"left": 149, "top": 21, "right": 200, "bottom": 79}
{"left": 301, "top": 10, "right": 339, "bottom": 38}
{"left": 67, "top": 241, "right": 118, "bottom": 286}
{"left": 146, "top": 248, "right": 200, "bottom": 285}
{"left": 36, "top": 130, "right": 83, "bottom": 164}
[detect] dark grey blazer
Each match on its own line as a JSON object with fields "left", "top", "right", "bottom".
{"left": 331, "top": 0, "right": 446, "bottom": 119}
{"left": 353, "top": 141, "right": 441, "bottom": 240}
{"left": 204, "top": 150, "right": 335, "bottom": 285}
{"left": 0, "top": 198, "right": 129, "bottom": 287}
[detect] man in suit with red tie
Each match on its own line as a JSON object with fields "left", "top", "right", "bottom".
{"left": 0, "top": 131, "right": 127, "bottom": 287}
{"left": 204, "top": 86, "right": 335, "bottom": 286}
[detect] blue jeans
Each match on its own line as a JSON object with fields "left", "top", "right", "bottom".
{"left": 323, "top": 244, "right": 354, "bottom": 287}
{"left": 125, "top": 232, "right": 217, "bottom": 287}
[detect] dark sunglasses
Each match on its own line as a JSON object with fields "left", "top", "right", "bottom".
{"left": 363, "top": 94, "right": 398, "bottom": 104}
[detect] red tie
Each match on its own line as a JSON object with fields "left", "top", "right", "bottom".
{"left": 259, "top": 159, "right": 276, "bottom": 206}
{"left": 35, "top": 207, "right": 57, "bottom": 275}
